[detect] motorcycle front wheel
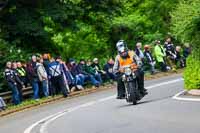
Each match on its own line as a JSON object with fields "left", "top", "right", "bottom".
{"left": 126, "top": 81, "right": 137, "bottom": 105}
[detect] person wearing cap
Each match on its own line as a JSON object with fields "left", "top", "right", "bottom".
{"left": 48, "top": 56, "right": 68, "bottom": 97}
{"left": 143, "top": 45, "right": 156, "bottom": 74}
{"left": 113, "top": 40, "right": 147, "bottom": 99}
{"left": 154, "top": 40, "right": 167, "bottom": 72}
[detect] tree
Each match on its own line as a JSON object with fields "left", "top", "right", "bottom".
{"left": 171, "top": 0, "right": 200, "bottom": 89}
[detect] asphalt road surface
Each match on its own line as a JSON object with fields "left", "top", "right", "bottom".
{"left": 0, "top": 74, "right": 200, "bottom": 133}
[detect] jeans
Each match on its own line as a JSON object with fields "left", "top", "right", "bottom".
{"left": 32, "top": 79, "right": 39, "bottom": 99}
{"left": 41, "top": 80, "right": 49, "bottom": 97}
{"left": 75, "top": 74, "right": 85, "bottom": 86}
{"left": 8, "top": 82, "right": 21, "bottom": 105}
{"left": 94, "top": 73, "right": 103, "bottom": 84}
{"left": 82, "top": 74, "right": 100, "bottom": 86}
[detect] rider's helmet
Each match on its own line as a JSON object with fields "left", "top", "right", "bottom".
{"left": 116, "top": 40, "right": 128, "bottom": 58}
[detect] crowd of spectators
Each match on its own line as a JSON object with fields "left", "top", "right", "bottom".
{"left": 3, "top": 37, "right": 191, "bottom": 105}
{"left": 4, "top": 54, "right": 116, "bottom": 105}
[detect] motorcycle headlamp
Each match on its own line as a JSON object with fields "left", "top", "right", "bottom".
{"left": 125, "top": 67, "right": 132, "bottom": 76}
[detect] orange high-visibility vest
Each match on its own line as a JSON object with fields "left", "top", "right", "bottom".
{"left": 118, "top": 51, "right": 138, "bottom": 69}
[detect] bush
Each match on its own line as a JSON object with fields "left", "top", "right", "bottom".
{"left": 183, "top": 56, "right": 200, "bottom": 90}
{"left": 171, "top": 0, "right": 200, "bottom": 90}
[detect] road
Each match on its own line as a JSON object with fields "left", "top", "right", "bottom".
{"left": 0, "top": 74, "right": 200, "bottom": 133}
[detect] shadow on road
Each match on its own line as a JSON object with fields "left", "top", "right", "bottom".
{"left": 117, "top": 95, "right": 174, "bottom": 108}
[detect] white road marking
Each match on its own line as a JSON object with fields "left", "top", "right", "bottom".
{"left": 24, "top": 78, "right": 183, "bottom": 133}
{"left": 173, "top": 90, "right": 200, "bottom": 102}
{"left": 145, "top": 78, "right": 183, "bottom": 89}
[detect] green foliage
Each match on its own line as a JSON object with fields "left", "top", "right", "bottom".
{"left": 171, "top": 0, "right": 200, "bottom": 89}
{"left": 111, "top": 0, "right": 179, "bottom": 45}
{"left": 0, "top": 0, "right": 180, "bottom": 60}
{"left": 183, "top": 56, "right": 200, "bottom": 90}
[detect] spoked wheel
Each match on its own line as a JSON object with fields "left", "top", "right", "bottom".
{"left": 126, "top": 81, "right": 137, "bottom": 105}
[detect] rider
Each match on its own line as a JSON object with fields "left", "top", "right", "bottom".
{"left": 113, "top": 40, "right": 148, "bottom": 99}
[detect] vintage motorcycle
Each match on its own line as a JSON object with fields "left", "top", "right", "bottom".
{"left": 121, "top": 65, "right": 144, "bottom": 105}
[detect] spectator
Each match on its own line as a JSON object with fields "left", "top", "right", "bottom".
{"left": 12, "top": 62, "right": 24, "bottom": 101}
{"left": 0, "top": 97, "right": 6, "bottom": 110}
{"left": 60, "top": 60, "right": 74, "bottom": 92}
{"left": 154, "top": 40, "right": 167, "bottom": 72}
{"left": 183, "top": 43, "right": 192, "bottom": 66}
{"left": 86, "top": 60, "right": 103, "bottom": 84}
{"left": 16, "top": 61, "right": 29, "bottom": 87}
{"left": 175, "top": 46, "right": 185, "bottom": 68}
{"left": 48, "top": 56, "right": 68, "bottom": 97}
{"left": 4, "top": 62, "right": 21, "bottom": 105}
{"left": 103, "top": 58, "right": 116, "bottom": 80}
{"left": 92, "top": 58, "right": 108, "bottom": 82}
{"left": 36, "top": 58, "right": 49, "bottom": 97}
{"left": 26, "top": 55, "right": 40, "bottom": 100}
{"left": 43, "top": 53, "right": 50, "bottom": 75}
{"left": 164, "top": 37, "right": 177, "bottom": 71}
{"left": 143, "top": 45, "right": 156, "bottom": 74}
{"left": 135, "top": 42, "right": 144, "bottom": 63}
{"left": 77, "top": 59, "right": 100, "bottom": 87}
{"left": 68, "top": 58, "right": 85, "bottom": 91}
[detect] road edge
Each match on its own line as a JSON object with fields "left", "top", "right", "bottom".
{"left": 173, "top": 90, "right": 200, "bottom": 102}
{"left": 0, "top": 70, "right": 183, "bottom": 117}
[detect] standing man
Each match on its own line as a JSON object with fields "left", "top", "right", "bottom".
{"left": 154, "top": 40, "right": 167, "bottom": 72}
{"left": 37, "top": 58, "right": 49, "bottom": 97}
{"left": 26, "top": 55, "right": 40, "bottom": 100}
{"left": 4, "top": 62, "right": 21, "bottom": 105}
{"left": 143, "top": 45, "right": 156, "bottom": 74}
{"left": 12, "top": 62, "right": 24, "bottom": 101}
{"left": 48, "top": 56, "right": 68, "bottom": 97}
{"left": 16, "top": 61, "right": 28, "bottom": 87}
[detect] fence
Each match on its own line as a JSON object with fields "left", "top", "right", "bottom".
{"left": 0, "top": 87, "right": 33, "bottom": 103}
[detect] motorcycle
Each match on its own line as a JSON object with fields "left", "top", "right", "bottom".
{"left": 121, "top": 65, "right": 144, "bottom": 105}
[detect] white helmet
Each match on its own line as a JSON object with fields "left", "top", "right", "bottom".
{"left": 116, "top": 40, "right": 128, "bottom": 57}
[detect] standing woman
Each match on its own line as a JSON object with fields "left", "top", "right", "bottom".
{"left": 4, "top": 62, "right": 21, "bottom": 105}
